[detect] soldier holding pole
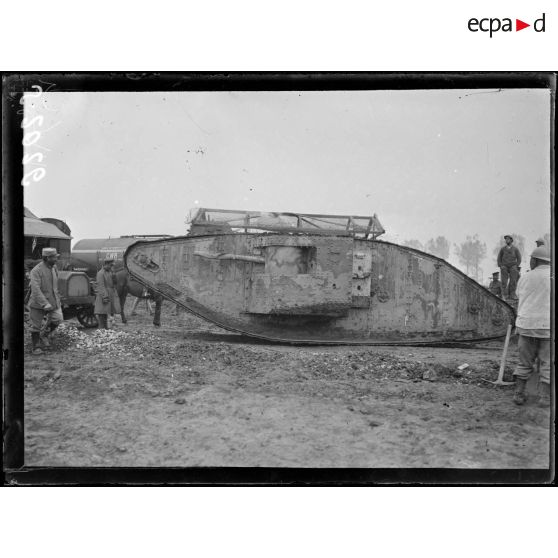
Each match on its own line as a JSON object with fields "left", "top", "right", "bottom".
{"left": 28, "top": 248, "right": 63, "bottom": 354}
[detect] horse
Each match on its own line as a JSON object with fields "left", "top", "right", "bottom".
{"left": 113, "top": 267, "right": 162, "bottom": 326}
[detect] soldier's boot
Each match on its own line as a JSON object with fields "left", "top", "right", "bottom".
{"left": 97, "top": 314, "right": 108, "bottom": 329}
{"left": 31, "top": 332, "right": 44, "bottom": 355}
{"left": 48, "top": 322, "right": 58, "bottom": 343}
{"left": 39, "top": 334, "right": 51, "bottom": 349}
{"left": 537, "top": 382, "right": 551, "bottom": 408}
{"left": 41, "top": 323, "right": 58, "bottom": 349}
{"left": 513, "top": 378, "right": 528, "bottom": 405}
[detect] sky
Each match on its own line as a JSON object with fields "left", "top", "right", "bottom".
{"left": 23, "top": 88, "right": 551, "bottom": 283}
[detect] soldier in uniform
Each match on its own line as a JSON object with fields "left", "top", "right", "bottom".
{"left": 488, "top": 271, "right": 503, "bottom": 298}
{"left": 28, "top": 247, "right": 63, "bottom": 354}
{"left": 535, "top": 237, "right": 545, "bottom": 247}
{"left": 94, "top": 258, "right": 121, "bottom": 329}
{"left": 497, "top": 235, "right": 522, "bottom": 300}
{"left": 512, "top": 246, "right": 551, "bottom": 407}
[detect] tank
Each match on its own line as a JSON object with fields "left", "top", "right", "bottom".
{"left": 124, "top": 209, "right": 515, "bottom": 345}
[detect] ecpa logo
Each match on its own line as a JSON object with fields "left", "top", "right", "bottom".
{"left": 468, "top": 13, "right": 546, "bottom": 37}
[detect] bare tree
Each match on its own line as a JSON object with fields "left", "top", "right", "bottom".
{"left": 402, "top": 239, "right": 424, "bottom": 251}
{"left": 455, "top": 235, "right": 487, "bottom": 281}
{"left": 425, "top": 236, "right": 450, "bottom": 260}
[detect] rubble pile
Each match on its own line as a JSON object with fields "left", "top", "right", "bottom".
{"left": 299, "top": 352, "right": 436, "bottom": 380}
{"left": 32, "top": 323, "right": 499, "bottom": 387}
{"left": 295, "top": 351, "right": 494, "bottom": 386}
{"left": 168, "top": 341, "right": 281, "bottom": 371}
{"left": 169, "top": 343, "right": 471, "bottom": 384}
{"left": 165, "top": 341, "right": 485, "bottom": 385}
{"left": 54, "top": 322, "right": 160, "bottom": 357}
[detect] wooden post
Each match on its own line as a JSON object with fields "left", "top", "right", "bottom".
{"left": 496, "top": 324, "right": 513, "bottom": 383}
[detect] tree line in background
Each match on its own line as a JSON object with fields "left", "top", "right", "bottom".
{"left": 402, "top": 232, "right": 551, "bottom": 283}
{"left": 402, "top": 236, "right": 450, "bottom": 259}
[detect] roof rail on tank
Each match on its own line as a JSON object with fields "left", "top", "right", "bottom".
{"left": 119, "top": 234, "right": 173, "bottom": 239}
{"left": 187, "top": 208, "right": 385, "bottom": 239}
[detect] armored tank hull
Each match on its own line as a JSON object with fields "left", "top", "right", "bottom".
{"left": 124, "top": 232, "right": 515, "bottom": 345}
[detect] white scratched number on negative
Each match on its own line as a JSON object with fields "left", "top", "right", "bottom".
{"left": 21, "top": 85, "right": 46, "bottom": 186}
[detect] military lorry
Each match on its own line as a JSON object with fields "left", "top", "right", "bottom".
{"left": 71, "top": 235, "right": 173, "bottom": 326}
{"left": 56, "top": 271, "right": 98, "bottom": 327}
{"left": 71, "top": 235, "right": 173, "bottom": 279}
{"left": 24, "top": 207, "right": 97, "bottom": 327}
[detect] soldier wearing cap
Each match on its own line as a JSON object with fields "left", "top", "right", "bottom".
{"left": 512, "top": 246, "right": 551, "bottom": 407}
{"left": 94, "top": 258, "right": 121, "bottom": 329}
{"left": 28, "top": 247, "right": 63, "bottom": 354}
{"left": 488, "top": 271, "right": 503, "bottom": 298}
{"left": 497, "top": 235, "right": 522, "bottom": 300}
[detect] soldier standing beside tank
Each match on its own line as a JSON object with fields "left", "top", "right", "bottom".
{"left": 488, "top": 271, "right": 503, "bottom": 298}
{"left": 94, "top": 258, "right": 120, "bottom": 329}
{"left": 512, "top": 246, "right": 551, "bottom": 407}
{"left": 497, "top": 235, "right": 521, "bottom": 300}
{"left": 28, "top": 247, "right": 63, "bottom": 355}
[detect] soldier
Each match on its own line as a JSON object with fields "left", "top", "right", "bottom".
{"left": 512, "top": 246, "right": 551, "bottom": 407}
{"left": 28, "top": 247, "right": 63, "bottom": 355}
{"left": 497, "top": 235, "right": 521, "bottom": 300}
{"left": 535, "top": 237, "right": 545, "bottom": 247}
{"left": 488, "top": 271, "right": 503, "bottom": 298}
{"left": 94, "top": 258, "right": 120, "bottom": 329}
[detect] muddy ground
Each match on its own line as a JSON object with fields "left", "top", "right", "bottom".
{"left": 23, "top": 301, "right": 552, "bottom": 469}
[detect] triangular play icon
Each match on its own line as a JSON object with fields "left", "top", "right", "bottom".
{"left": 516, "top": 19, "right": 530, "bottom": 31}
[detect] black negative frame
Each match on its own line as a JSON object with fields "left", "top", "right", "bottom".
{"left": 2, "top": 71, "right": 555, "bottom": 485}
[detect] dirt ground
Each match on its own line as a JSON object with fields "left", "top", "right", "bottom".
{"left": 23, "top": 301, "right": 552, "bottom": 469}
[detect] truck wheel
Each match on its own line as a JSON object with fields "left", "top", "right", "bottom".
{"left": 77, "top": 307, "right": 98, "bottom": 328}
